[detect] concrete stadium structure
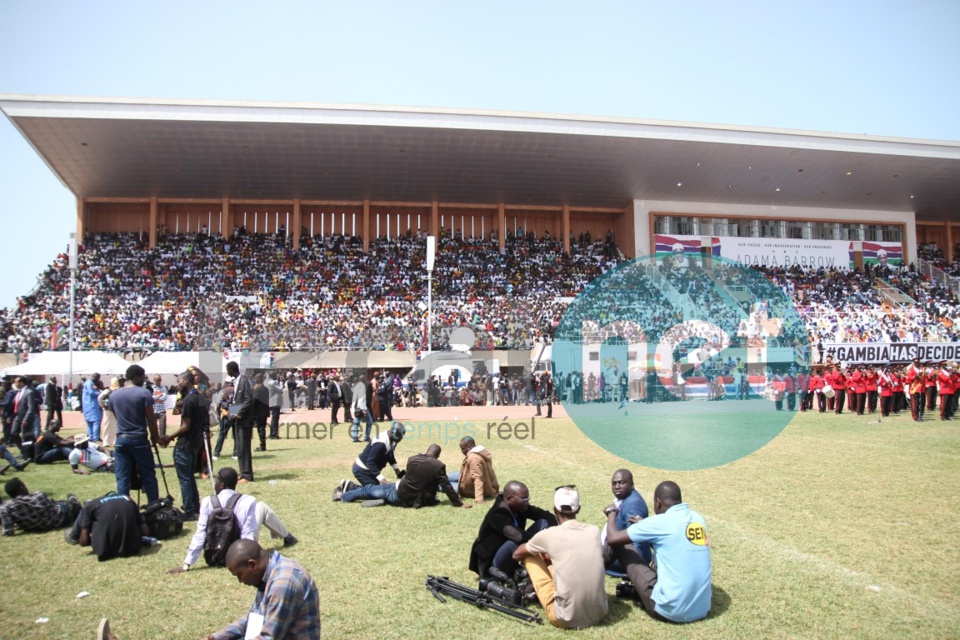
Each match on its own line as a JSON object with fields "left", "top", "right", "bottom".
{"left": 1, "top": 94, "right": 958, "bottom": 264}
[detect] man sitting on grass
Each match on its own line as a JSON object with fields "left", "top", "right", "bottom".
{"left": 512, "top": 485, "right": 608, "bottom": 629}
{"left": 448, "top": 436, "right": 499, "bottom": 505}
{"left": 606, "top": 480, "right": 712, "bottom": 623}
{"left": 334, "top": 443, "right": 470, "bottom": 509}
{"left": 33, "top": 420, "right": 74, "bottom": 465}
{"left": 0, "top": 477, "right": 81, "bottom": 536}
{"left": 166, "top": 467, "right": 297, "bottom": 574}
{"left": 203, "top": 539, "right": 320, "bottom": 640}
{"left": 469, "top": 480, "right": 557, "bottom": 579}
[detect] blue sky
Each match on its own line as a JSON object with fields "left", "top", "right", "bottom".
{"left": 1, "top": 1, "right": 958, "bottom": 310}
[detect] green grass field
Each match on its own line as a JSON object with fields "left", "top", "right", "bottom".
{"left": 1, "top": 408, "right": 958, "bottom": 639}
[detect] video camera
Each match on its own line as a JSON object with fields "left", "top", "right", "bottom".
{"left": 478, "top": 567, "right": 537, "bottom": 607}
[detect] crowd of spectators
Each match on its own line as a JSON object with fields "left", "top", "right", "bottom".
{"left": 1, "top": 228, "right": 621, "bottom": 354}
{"left": 5, "top": 230, "right": 960, "bottom": 359}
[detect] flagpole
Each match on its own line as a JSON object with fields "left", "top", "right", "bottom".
{"left": 426, "top": 236, "right": 435, "bottom": 353}
{"left": 69, "top": 233, "right": 77, "bottom": 390}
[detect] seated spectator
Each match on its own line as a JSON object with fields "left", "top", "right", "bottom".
{"left": 64, "top": 492, "right": 149, "bottom": 561}
{"left": 34, "top": 420, "right": 74, "bottom": 465}
{"left": 512, "top": 485, "right": 608, "bottom": 629}
{"left": 601, "top": 469, "right": 652, "bottom": 570}
{"left": 0, "top": 442, "right": 29, "bottom": 473}
{"left": 606, "top": 480, "right": 712, "bottom": 623}
{"left": 69, "top": 434, "right": 114, "bottom": 475}
{"left": 469, "top": 480, "right": 557, "bottom": 579}
{"left": 167, "top": 467, "right": 297, "bottom": 574}
{"left": 333, "top": 443, "right": 468, "bottom": 509}
{"left": 201, "top": 540, "right": 320, "bottom": 640}
{"left": 1, "top": 477, "right": 81, "bottom": 536}
{"left": 449, "top": 436, "right": 499, "bottom": 504}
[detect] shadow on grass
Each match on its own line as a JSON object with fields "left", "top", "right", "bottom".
{"left": 602, "top": 596, "right": 639, "bottom": 624}
{"left": 706, "top": 584, "right": 731, "bottom": 619}
{"left": 256, "top": 472, "right": 301, "bottom": 481}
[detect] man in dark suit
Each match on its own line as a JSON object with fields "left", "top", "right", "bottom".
{"left": 226, "top": 361, "right": 255, "bottom": 483}
{"left": 45, "top": 377, "right": 63, "bottom": 428}
{"left": 303, "top": 374, "right": 317, "bottom": 411}
{"left": 11, "top": 377, "right": 39, "bottom": 447}
{"left": 328, "top": 375, "right": 343, "bottom": 425}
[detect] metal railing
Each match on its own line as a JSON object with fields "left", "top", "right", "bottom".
{"left": 918, "top": 258, "right": 960, "bottom": 298}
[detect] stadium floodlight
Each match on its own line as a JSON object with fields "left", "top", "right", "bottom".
{"left": 426, "top": 236, "right": 435, "bottom": 352}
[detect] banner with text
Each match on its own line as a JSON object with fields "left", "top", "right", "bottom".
{"left": 654, "top": 235, "right": 902, "bottom": 270}
{"left": 821, "top": 342, "right": 960, "bottom": 365}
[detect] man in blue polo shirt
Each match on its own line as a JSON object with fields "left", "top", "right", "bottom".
{"left": 110, "top": 365, "right": 162, "bottom": 504}
{"left": 605, "top": 480, "right": 711, "bottom": 623}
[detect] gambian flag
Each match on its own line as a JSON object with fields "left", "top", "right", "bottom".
{"left": 848, "top": 242, "right": 903, "bottom": 267}
{"left": 50, "top": 323, "right": 67, "bottom": 350}
{"left": 654, "top": 235, "right": 721, "bottom": 257}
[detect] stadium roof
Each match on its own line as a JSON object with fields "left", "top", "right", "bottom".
{"left": 1, "top": 94, "right": 959, "bottom": 220}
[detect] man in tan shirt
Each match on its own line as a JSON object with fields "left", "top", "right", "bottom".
{"left": 451, "top": 437, "right": 499, "bottom": 504}
{"left": 513, "top": 485, "right": 608, "bottom": 629}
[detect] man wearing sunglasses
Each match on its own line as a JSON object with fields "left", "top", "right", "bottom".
{"left": 512, "top": 485, "right": 608, "bottom": 629}
{"left": 468, "top": 480, "right": 556, "bottom": 579}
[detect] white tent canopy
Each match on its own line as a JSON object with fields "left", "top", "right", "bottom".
{"left": 137, "top": 351, "right": 223, "bottom": 375}
{"left": 2, "top": 351, "right": 131, "bottom": 377}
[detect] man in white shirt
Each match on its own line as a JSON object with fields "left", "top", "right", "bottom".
{"left": 69, "top": 434, "right": 114, "bottom": 474}
{"left": 165, "top": 467, "right": 297, "bottom": 574}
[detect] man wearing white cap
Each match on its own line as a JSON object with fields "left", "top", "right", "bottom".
{"left": 512, "top": 485, "right": 608, "bottom": 629}
{"left": 69, "top": 434, "right": 114, "bottom": 474}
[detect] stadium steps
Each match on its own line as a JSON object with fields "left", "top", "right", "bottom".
{"left": 875, "top": 279, "right": 916, "bottom": 307}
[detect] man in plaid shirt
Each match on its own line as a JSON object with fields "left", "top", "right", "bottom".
{"left": 205, "top": 539, "right": 320, "bottom": 640}
{"left": 1, "top": 477, "right": 81, "bottom": 536}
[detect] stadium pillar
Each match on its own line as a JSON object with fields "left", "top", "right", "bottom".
{"left": 948, "top": 223, "right": 954, "bottom": 264}
{"left": 562, "top": 205, "right": 570, "bottom": 255}
{"left": 431, "top": 201, "right": 439, "bottom": 238}
{"left": 498, "top": 204, "right": 505, "bottom": 252}
{"left": 363, "top": 200, "right": 370, "bottom": 251}
{"left": 149, "top": 197, "right": 158, "bottom": 248}
{"left": 221, "top": 198, "right": 231, "bottom": 239}
{"left": 292, "top": 199, "right": 302, "bottom": 250}
{"left": 76, "top": 197, "right": 85, "bottom": 239}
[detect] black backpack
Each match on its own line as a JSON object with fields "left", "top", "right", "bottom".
{"left": 142, "top": 496, "right": 185, "bottom": 539}
{"left": 203, "top": 493, "right": 242, "bottom": 566}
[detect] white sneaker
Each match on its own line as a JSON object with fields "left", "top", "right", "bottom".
{"left": 212, "top": 456, "right": 219, "bottom": 461}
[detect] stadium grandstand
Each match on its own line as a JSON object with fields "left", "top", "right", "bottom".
{"left": 1, "top": 95, "right": 959, "bottom": 378}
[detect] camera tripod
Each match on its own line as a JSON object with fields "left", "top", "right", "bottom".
{"left": 425, "top": 575, "right": 542, "bottom": 624}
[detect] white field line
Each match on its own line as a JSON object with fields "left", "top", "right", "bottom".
{"left": 711, "top": 515, "right": 960, "bottom": 619}
{"left": 783, "top": 433, "right": 960, "bottom": 460}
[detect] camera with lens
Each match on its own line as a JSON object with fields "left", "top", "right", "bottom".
{"left": 615, "top": 579, "right": 636, "bottom": 599}
{"left": 479, "top": 568, "right": 538, "bottom": 606}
